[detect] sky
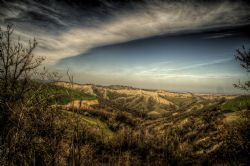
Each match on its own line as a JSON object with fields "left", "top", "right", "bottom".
{"left": 0, "top": 0, "right": 250, "bottom": 94}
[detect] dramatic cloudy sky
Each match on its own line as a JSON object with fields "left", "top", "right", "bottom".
{"left": 1, "top": 0, "right": 250, "bottom": 94}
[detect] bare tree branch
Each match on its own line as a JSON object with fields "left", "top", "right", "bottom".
{"left": 234, "top": 45, "right": 250, "bottom": 92}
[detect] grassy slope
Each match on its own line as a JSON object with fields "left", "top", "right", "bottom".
{"left": 77, "top": 114, "right": 113, "bottom": 138}
{"left": 48, "top": 84, "right": 113, "bottom": 139}
{"left": 48, "top": 84, "right": 97, "bottom": 105}
{"left": 51, "top": 85, "right": 113, "bottom": 137}
{"left": 222, "top": 95, "right": 250, "bottom": 112}
{"left": 60, "top": 110, "right": 113, "bottom": 139}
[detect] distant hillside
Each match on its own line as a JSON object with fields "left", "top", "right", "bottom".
{"left": 55, "top": 81, "right": 238, "bottom": 118}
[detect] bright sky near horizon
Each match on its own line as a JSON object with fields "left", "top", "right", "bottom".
{"left": 1, "top": 0, "right": 250, "bottom": 94}
{"left": 57, "top": 29, "right": 250, "bottom": 94}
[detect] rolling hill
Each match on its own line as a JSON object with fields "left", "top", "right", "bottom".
{"left": 52, "top": 81, "right": 250, "bottom": 165}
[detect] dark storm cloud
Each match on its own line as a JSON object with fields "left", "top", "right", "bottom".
{"left": 1, "top": 0, "right": 68, "bottom": 29}
{"left": 0, "top": 0, "right": 250, "bottom": 63}
{"left": 0, "top": 0, "right": 138, "bottom": 29}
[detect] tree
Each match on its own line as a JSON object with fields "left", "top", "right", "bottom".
{"left": 0, "top": 25, "right": 64, "bottom": 165}
{"left": 0, "top": 25, "right": 44, "bottom": 112}
{"left": 234, "top": 46, "right": 250, "bottom": 92}
{"left": 0, "top": 24, "right": 47, "bottom": 139}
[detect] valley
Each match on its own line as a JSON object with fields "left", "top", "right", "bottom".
{"left": 51, "top": 81, "right": 250, "bottom": 165}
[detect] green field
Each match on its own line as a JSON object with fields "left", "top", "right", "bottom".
{"left": 78, "top": 114, "right": 113, "bottom": 138}
{"left": 48, "top": 84, "right": 97, "bottom": 104}
{"left": 222, "top": 95, "right": 250, "bottom": 112}
{"left": 61, "top": 110, "right": 113, "bottom": 140}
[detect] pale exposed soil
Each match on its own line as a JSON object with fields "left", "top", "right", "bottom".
{"left": 57, "top": 99, "right": 99, "bottom": 110}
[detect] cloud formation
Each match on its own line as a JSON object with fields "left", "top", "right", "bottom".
{"left": 0, "top": 0, "right": 249, "bottom": 64}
